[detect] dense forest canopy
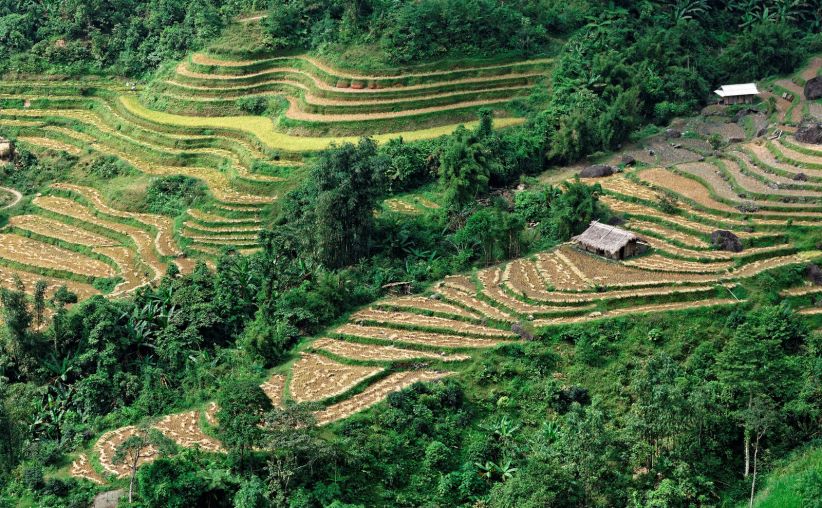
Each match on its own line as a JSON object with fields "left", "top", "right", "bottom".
{"left": 0, "top": 0, "right": 821, "bottom": 506}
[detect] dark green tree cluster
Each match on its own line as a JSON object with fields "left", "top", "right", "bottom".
{"left": 0, "top": 0, "right": 266, "bottom": 76}
{"left": 264, "top": 0, "right": 586, "bottom": 64}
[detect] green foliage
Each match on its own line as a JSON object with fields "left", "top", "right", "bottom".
{"left": 439, "top": 113, "right": 500, "bottom": 211}
{"left": 84, "top": 155, "right": 134, "bottom": 179}
{"left": 718, "top": 22, "right": 806, "bottom": 82}
{"left": 546, "top": 179, "right": 607, "bottom": 241}
{"left": 380, "top": 137, "right": 435, "bottom": 193}
{"left": 0, "top": 0, "right": 267, "bottom": 76}
{"left": 282, "top": 138, "right": 388, "bottom": 268}
{"left": 453, "top": 207, "right": 524, "bottom": 265}
{"left": 216, "top": 377, "right": 272, "bottom": 464}
{"left": 0, "top": 146, "right": 75, "bottom": 194}
{"left": 143, "top": 174, "right": 206, "bottom": 216}
{"left": 263, "top": 0, "right": 574, "bottom": 64}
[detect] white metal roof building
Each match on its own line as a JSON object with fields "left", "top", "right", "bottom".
{"left": 714, "top": 83, "right": 759, "bottom": 104}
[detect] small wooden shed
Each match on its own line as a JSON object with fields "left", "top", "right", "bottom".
{"left": 714, "top": 83, "right": 759, "bottom": 105}
{"left": 572, "top": 221, "right": 645, "bottom": 260}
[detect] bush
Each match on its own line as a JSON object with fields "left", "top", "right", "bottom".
{"left": 143, "top": 175, "right": 206, "bottom": 216}
{"left": 85, "top": 155, "right": 134, "bottom": 178}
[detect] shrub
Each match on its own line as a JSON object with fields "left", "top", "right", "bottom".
{"left": 143, "top": 175, "right": 206, "bottom": 216}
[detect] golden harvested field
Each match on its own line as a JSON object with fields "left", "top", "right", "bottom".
{"left": 18, "top": 136, "right": 84, "bottom": 155}
{"left": 0, "top": 233, "right": 115, "bottom": 278}
{"left": 53, "top": 184, "right": 182, "bottom": 257}
{"left": 0, "top": 266, "right": 98, "bottom": 300}
{"left": 95, "top": 426, "right": 160, "bottom": 478}
{"left": 533, "top": 299, "right": 739, "bottom": 327}
{"left": 351, "top": 309, "right": 516, "bottom": 338}
{"left": 9, "top": 215, "right": 117, "bottom": 247}
{"left": 260, "top": 374, "right": 285, "bottom": 407}
{"left": 334, "top": 323, "right": 509, "bottom": 349}
{"left": 624, "top": 254, "right": 733, "bottom": 273}
{"left": 312, "top": 338, "right": 470, "bottom": 362}
{"left": 625, "top": 219, "right": 709, "bottom": 248}
{"left": 532, "top": 252, "right": 591, "bottom": 292}
{"left": 288, "top": 353, "right": 383, "bottom": 403}
{"left": 478, "top": 267, "right": 595, "bottom": 315}
{"left": 375, "top": 295, "right": 482, "bottom": 320}
{"left": 154, "top": 411, "right": 225, "bottom": 452}
{"left": 638, "top": 168, "right": 738, "bottom": 212}
{"left": 33, "top": 196, "right": 167, "bottom": 284}
{"left": 433, "top": 285, "right": 516, "bottom": 322}
{"left": 314, "top": 371, "right": 452, "bottom": 425}
{"left": 70, "top": 454, "right": 104, "bottom": 485}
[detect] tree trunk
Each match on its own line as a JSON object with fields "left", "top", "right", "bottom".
{"left": 749, "top": 436, "right": 760, "bottom": 508}
{"left": 744, "top": 393, "right": 752, "bottom": 478}
{"left": 129, "top": 470, "right": 135, "bottom": 503}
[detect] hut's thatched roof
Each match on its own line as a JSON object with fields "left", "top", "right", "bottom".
{"left": 573, "top": 221, "right": 639, "bottom": 255}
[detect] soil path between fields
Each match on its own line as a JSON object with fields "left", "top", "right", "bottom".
{"left": 0, "top": 186, "right": 22, "bottom": 209}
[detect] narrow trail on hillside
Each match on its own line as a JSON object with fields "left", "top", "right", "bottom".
{"left": 0, "top": 186, "right": 22, "bottom": 209}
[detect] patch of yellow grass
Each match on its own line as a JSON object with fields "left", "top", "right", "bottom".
{"left": 120, "top": 95, "right": 524, "bottom": 152}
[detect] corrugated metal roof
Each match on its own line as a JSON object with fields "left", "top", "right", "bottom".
{"left": 572, "top": 221, "right": 639, "bottom": 255}
{"left": 714, "top": 83, "right": 759, "bottom": 97}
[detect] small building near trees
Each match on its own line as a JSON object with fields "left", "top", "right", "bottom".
{"left": 572, "top": 221, "right": 647, "bottom": 260}
{"left": 714, "top": 83, "right": 759, "bottom": 105}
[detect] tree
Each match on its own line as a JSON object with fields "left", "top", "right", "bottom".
{"left": 261, "top": 405, "right": 334, "bottom": 504}
{"left": 113, "top": 426, "right": 174, "bottom": 504}
{"left": 716, "top": 305, "right": 799, "bottom": 478}
{"left": 452, "top": 208, "right": 523, "bottom": 266}
{"left": 0, "top": 276, "right": 31, "bottom": 345}
{"left": 285, "top": 138, "right": 388, "bottom": 268}
{"left": 743, "top": 395, "right": 778, "bottom": 508}
{"left": 216, "top": 378, "right": 272, "bottom": 467}
{"left": 33, "top": 279, "right": 47, "bottom": 327}
{"left": 439, "top": 113, "right": 501, "bottom": 212}
{"left": 547, "top": 179, "right": 607, "bottom": 241}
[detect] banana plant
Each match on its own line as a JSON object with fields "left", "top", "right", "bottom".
{"left": 670, "top": 0, "right": 709, "bottom": 23}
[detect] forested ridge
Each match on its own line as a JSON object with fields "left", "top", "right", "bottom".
{"left": 0, "top": 1, "right": 821, "bottom": 507}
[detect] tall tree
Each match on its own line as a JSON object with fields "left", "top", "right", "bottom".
{"left": 113, "top": 426, "right": 174, "bottom": 504}
{"left": 285, "top": 138, "right": 388, "bottom": 268}
{"left": 216, "top": 377, "right": 273, "bottom": 467}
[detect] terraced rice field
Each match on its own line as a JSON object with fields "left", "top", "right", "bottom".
{"left": 59, "top": 40, "right": 822, "bottom": 488}
{"left": 0, "top": 25, "right": 543, "bottom": 261}
{"left": 288, "top": 353, "right": 383, "bottom": 403}
{"left": 0, "top": 183, "right": 192, "bottom": 299}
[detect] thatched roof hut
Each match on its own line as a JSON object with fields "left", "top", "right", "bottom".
{"left": 572, "top": 221, "right": 645, "bottom": 260}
